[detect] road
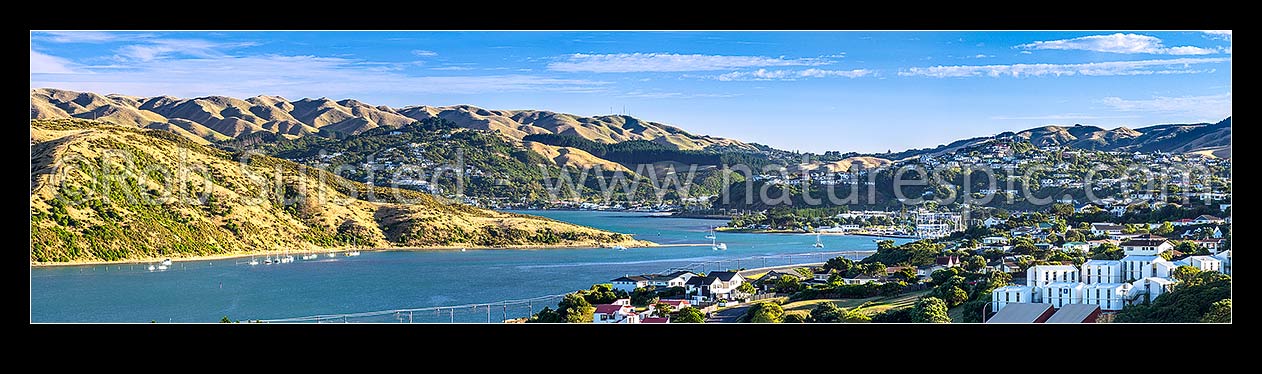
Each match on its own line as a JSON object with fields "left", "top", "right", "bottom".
{"left": 706, "top": 305, "right": 752, "bottom": 323}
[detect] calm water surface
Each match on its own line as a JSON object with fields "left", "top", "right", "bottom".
{"left": 30, "top": 210, "right": 909, "bottom": 322}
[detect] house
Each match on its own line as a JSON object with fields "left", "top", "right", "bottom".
{"left": 1193, "top": 215, "right": 1225, "bottom": 225}
{"left": 1041, "top": 282, "right": 1085, "bottom": 308}
{"left": 1075, "top": 203, "right": 1100, "bottom": 213}
{"left": 610, "top": 275, "right": 652, "bottom": 293}
{"left": 657, "top": 299, "right": 691, "bottom": 312}
{"left": 1120, "top": 237, "right": 1172, "bottom": 256}
{"left": 986, "top": 302, "right": 1055, "bottom": 323}
{"left": 1036, "top": 222, "right": 1055, "bottom": 232}
{"left": 1082, "top": 283, "right": 1131, "bottom": 311}
{"left": 685, "top": 271, "right": 747, "bottom": 303}
{"left": 812, "top": 269, "right": 834, "bottom": 283}
{"left": 1027, "top": 265, "right": 1080, "bottom": 287}
{"left": 1131, "top": 277, "right": 1176, "bottom": 303}
{"left": 1152, "top": 260, "right": 1179, "bottom": 279}
{"left": 983, "top": 217, "right": 1005, "bottom": 227}
{"left": 983, "top": 236, "right": 1009, "bottom": 245}
{"left": 840, "top": 274, "right": 886, "bottom": 285}
{"left": 991, "top": 285, "right": 1035, "bottom": 312}
{"left": 592, "top": 301, "right": 639, "bottom": 323}
{"left": 1193, "top": 239, "right": 1223, "bottom": 254}
{"left": 1091, "top": 223, "right": 1125, "bottom": 236}
{"left": 1120, "top": 255, "right": 1170, "bottom": 281}
{"left": 1173, "top": 218, "right": 1195, "bottom": 227}
{"left": 1178, "top": 256, "right": 1222, "bottom": 273}
{"left": 935, "top": 256, "right": 961, "bottom": 268}
{"left": 1034, "top": 243, "right": 1054, "bottom": 251}
{"left": 1081, "top": 260, "right": 1123, "bottom": 284}
{"left": 754, "top": 270, "right": 799, "bottom": 291}
{"left": 1062, "top": 241, "right": 1091, "bottom": 254}
{"left": 1214, "top": 250, "right": 1231, "bottom": 275}
{"left": 989, "top": 260, "right": 1021, "bottom": 273}
{"left": 1045, "top": 304, "right": 1101, "bottom": 323}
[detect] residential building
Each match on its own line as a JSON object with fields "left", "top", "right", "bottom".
{"left": 983, "top": 236, "right": 1009, "bottom": 245}
{"left": 1194, "top": 215, "right": 1225, "bottom": 225}
{"left": 1121, "top": 237, "right": 1172, "bottom": 256}
{"left": 1082, "top": 283, "right": 1131, "bottom": 311}
{"left": 1194, "top": 239, "right": 1223, "bottom": 254}
{"left": 684, "top": 271, "right": 747, "bottom": 303}
{"left": 1180, "top": 256, "right": 1222, "bottom": 273}
{"left": 657, "top": 299, "right": 691, "bottom": 312}
{"left": 1041, "top": 282, "right": 1085, "bottom": 308}
{"left": 1062, "top": 241, "right": 1091, "bottom": 254}
{"left": 610, "top": 275, "right": 651, "bottom": 293}
{"left": 1130, "top": 277, "right": 1176, "bottom": 304}
{"left": 1082, "top": 260, "right": 1123, "bottom": 284}
{"left": 592, "top": 301, "right": 639, "bottom": 323}
{"left": 935, "top": 256, "right": 961, "bottom": 268}
{"left": 610, "top": 271, "right": 697, "bottom": 293}
{"left": 983, "top": 217, "right": 1005, "bottom": 227}
{"left": 840, "top": 274, "right": 886, "bottom": 285}
{"left": 1027, "top": 265, "right": 1080, "bottom": 287}
{"left": 992, "top": 285, "right": 1035, "bottom": 312}
{"left": 1120, "top": 255, "right": 1169, "bottom": 281}
{"left": 1091, "top": 223, "right": 1125, "bottom": 236}
{"left": 1214, "top": 250, "right": 1231, "bottom": 275}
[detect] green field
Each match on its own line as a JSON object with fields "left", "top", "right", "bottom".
{"left": 781, "top": 290, "right": 929, "bottom": 320}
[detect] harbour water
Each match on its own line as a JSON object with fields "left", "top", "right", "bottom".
{"left": 30, "top": 210, "right": 910, "bottom": 322}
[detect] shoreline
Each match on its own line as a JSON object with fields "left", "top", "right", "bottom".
{"left": 30, "top": 239, "right": 658, "bottom": 268}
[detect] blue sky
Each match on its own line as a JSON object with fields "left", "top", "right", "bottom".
{"left": 30, "top": 31, "right": 1231, "bottom": 153}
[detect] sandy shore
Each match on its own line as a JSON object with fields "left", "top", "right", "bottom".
{"left": 31, "top": 239, "right": 659, "bottom": 267}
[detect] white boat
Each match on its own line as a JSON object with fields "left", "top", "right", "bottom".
{"left": 813, "top": 232, "right": 824, "bottom": 248}
{"left": 160, "top": 258, "right": 172, "bottom": 266}
{"left": 612, "top": 245, "right": 626, "bottom": 250}
{"left": 148, "top": 265, "right": 156, "bottom": 271}
{"left": 460, "top": 248, "right": 466, "bottom": 252}
{"left": 704, "top": 226, "right": 716, "bottom": 240}
{"left": 714, "top": 243, "right": 727, "bottom": 251}
{"left": 157, "top": 264, "right": 168, "bottom": 270}
{"left": 301, "top": 254, "right": 318, "bottom": 260}
{"left": 346, "top": 251, "right": 361, "bottom": 257}
{"left": 327, "top": 253, "right": 337, "bottom": 258}
{"left": 281, "top": 255, "right": 295, "bottom": 263}
{"left": 248, "top": 257, "right": 260, "bottom": 266}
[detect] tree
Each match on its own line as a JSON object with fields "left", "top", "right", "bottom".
{"left": 581, "top": 284, "right": 621, "bottom": 305}
{"left": 1175, "top": 241, "right": 1208, "bottom": 256}
{"left": 824, "top": 256, "right": 854, "bottom": 273}
{"left": 774, "top": 276, "right": 802, "bottom": 294}
{"left": 810, "top": 302, "right": 844, "bottom": 323}
{"left": 220, "top": 316, "right": 233, "bottom": 323}
{"left": 879, "top": 281, "right": 907, "bottom": 297}
{"left": 1171, "top": 265, "right": 1202, "bottom": 284}
{"left": 890, "top": 267, "right": 918, "bottom": 282}
{"left": 630, "top": 287, "right": 660, "bottom": 307}
{"left": 782, "top": 314, "right": 808, "bottom": 323}
{"left": 940, "top": 286, "right": 968, "bottom": 307}
{"left": 1201, "top": 299, "right": 1231, "bottom": 323}
{"left": 737, "top": 282, "right": 757, "bottom": 295}
{"left": 871, "top": 307, "right": 912, "bottom": 323}
{"left": 558, "top": 293, "right": 595, "bottom": 323}
{"left": 963, "top": 255, "right": 987, "bottom": 272}
{"left": 653, "top": 303, "right": 673, "bottom": 318}
{"left": 910, "top": 297, "right": 951, "bottom": 323}
{"left": 1153, "top": 221, "right": 1175, "bottom": 235}
{"left": 748, "top": 302, "right": 785, "bottom": 323}
{"left": 672, "top": 307, "right": 705, "bottom": 323}
{"left": 1115, "top": 274, "right": 1230, "bottom": 323}
{"left": 1090, "top": 243, "right": 1124, "bottom": 260}
{"left": 842, "top": 308, "right": 872, "bottom": 323}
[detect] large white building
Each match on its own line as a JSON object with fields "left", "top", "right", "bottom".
{"left": 992, "top": 285, "right": 1035, "bottom": 312}
{"left": 1041, "top": 282, "right": 1085, "bottom": 308}
{"left": 1121, "top": 255, "right": 1169, "bottom": 281}
{"left": 1214, "top": 250, "right": 1232, "bottom": 275}
{"left": 1027, "top": 265, "right": 1080, "bottom": 287}
{"left": 1130, "top": 277, "right": 1176, "bottom": 304}
{"left": 1082, "top": 283, "right": 1131, "bottom": 311}
{"left": 1121, "top": 237, "right": 1173, "bottom": 256}
{"left": 1082, "top": 260, "right": 1123, "bottom": 284}
{"left": 1179, "top": 256, "right": 1223, "bottom": 273}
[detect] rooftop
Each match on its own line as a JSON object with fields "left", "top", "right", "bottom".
{"left": 594, "top": 304, "right": 628, "bottom": 314}
{"left": 1045, "top": 304, "right": 1101, "bottom": 323}
{"left": 986, "top": 303, "right": 1054, "bottom": 323}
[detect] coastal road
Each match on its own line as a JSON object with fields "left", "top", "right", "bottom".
{"left": 706, "top": 305, "right": 752, "bottom": 323}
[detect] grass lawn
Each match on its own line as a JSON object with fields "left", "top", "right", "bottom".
{"left": 780, "top": 290, "right": 930, "bottom": 320}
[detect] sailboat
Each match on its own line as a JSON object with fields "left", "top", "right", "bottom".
{"left": 160, "top": 258, "right": 172, "bottom": 266}
{"left": 813, "top": 231, "right": 824, "bottom": 248}
{"left": 148, "top": 264, "right": 156, "bottom": 271}
{"left": 704, "top": 226, "right": 716, "bottom": 240}
{"left": 248, "top": 256, "right": 260, "bottom": 266}
{"left": 711, "top": 232, "right": 726, "bottom": 250}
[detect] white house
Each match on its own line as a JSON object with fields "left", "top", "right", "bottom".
{"left": 685, "top": 271, "right": 747, "bottom": 303}
{"left": 840, "top": 274, "right": 886, "bottom": 285}
{"left": 983, "top": 236, "right": 1009, "bottom": 245}
{"left": 1121, "top": 237, "right": 1173, "bottom": 256}
{"left": 1130, "top": 277, "right": 1176, "bottom": 304}
{"left": 1214, "top": 250, "right": 1231, "bottom": 275}
{"left": 992, "top": 285, "right": 1035, "bottom": 312}
{"left": 1041, "top": 282, "right": 1085, "bottom": 308}
{"left": 1091, "top": 223, "right": 1125, "bottom": 236}
{"left": 1179, "top": 256, "right": 1222, "bottom": 273}
{"left": 1081, "top": 260, "right": 1123, "bottom": 284}
{"left": 592, "top": 301, "right": 639, "bottom": 323}
{"left": 1027, "top": 265, "right": 1080, "bottom": 288}
{"left": 1082, "top": 283, "right": 1131, "bottom": 311}
{"left": 1062, "top": 241, "right": 1091, "bottom": 254}
{"left": 610, "top": 271, "right": 698, "bottom": 292}
{"left": 1120, "top": 255, "right": 1169, "bottom": 281}
{"left": 1152, "top": 260, "right": 1179, "bottom": 279}
{"left": 610, "top": 275, "right": 651, "bottom": 293}
{"left": 983, "top": 217, "right": 1005, "bottom": 227}
{"left": 1194, "top": 239, "right": 1223, "bottom": 254}
{"left": 1193, "top": 215, "right": 1225, "bottom": 225}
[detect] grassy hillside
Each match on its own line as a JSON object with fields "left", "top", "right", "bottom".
{"left": 30, "top": 119, "right": 646, "bottom": 263}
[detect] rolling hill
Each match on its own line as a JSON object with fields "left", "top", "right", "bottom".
{"left": 31, "top": 88, "right": 752, "bottom": 152}
{"left": 29, "top": 118, "right": 645, "bottom": 263}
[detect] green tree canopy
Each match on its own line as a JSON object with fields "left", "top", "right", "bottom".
{"left": 1201, "top": 299, "right": 1231, "bottom": 323}
{"left": 910, "top": 297, "right": 951, "bottom": 323}
{"left": 672, "top": 306, "right": 705, "bottom": 323}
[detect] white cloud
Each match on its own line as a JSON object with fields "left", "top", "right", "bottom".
{"left": 430, "top": 66, "right": 475, "bottom": 71}
{"left": 1018, "top": 33, "right": 1217, "bottom": 55}
{"left": 1203, "top": 30, "right": 1232, "bottom": 41}
{"left": 619, "top": 91, "right": 742, "bottom": 99}
{"left": 114, "top": 39, "right": 257, "bottom": 62}
{"left": 30, "top": 49, "right": 75, "bottom": 74}
{"left": 30, "top": 54, "right": 608, "bottom": 98}
{"left": 33, "top": 31, "right": 149, "bottom": 43}
{"left": 411, "top": 49, "right": 438, "bottom": 57}
{"left": 898, "top": 57, "right": 1228, "bottom": 78}
{"left": 973, "top": 54, "right": 993, "bottom": 58}
{"left": 1101, "top": 93, "right": 1232, "bottom": 119}
{"left": 716, "top": 68, "right": 874, "bottom": 81}
{"left": 548, "top": 53, "right": 830, "bottom": 73}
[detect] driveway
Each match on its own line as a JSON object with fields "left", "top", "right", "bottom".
{"left": 706, "top": 305, "right": 751, "bottom": 323}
